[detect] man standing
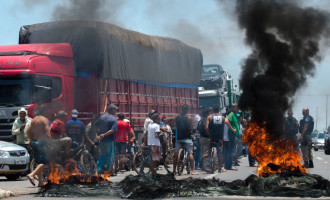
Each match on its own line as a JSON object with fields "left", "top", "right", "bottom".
{"left": 26, "top": 107, "right": 51, "bottom": 187}
{"left": 142, "top": 110, "right": 155, "bottom": 145}
{"left": 147, "top": 113, "right": 163, "bottom": 174}
{"left": 299, "top": 108, "right": 314, "bottom": 168}
{"left": 49, "top": 111, "right": 72, "bottom": 161}
{"left": 115, "top": 113, "right": 131, "bottom": 172}
{"left": 173, "top": 104, "right": 197, "bottom": 175}
{"left": 66, "top": 109, "right": 86, "bottom": 146}
{"left": 198, "top": 109, "right": 211, "bottom": 163}
{"left": 12, "top": 108, "right": 32, "bottom": 150}
{"left": 285, "top": 109, "right": 299, "bottom": 150}
{"left": 225, "top": 103, "right": 239, "bottom": 171}
{"left": 95, "top": 104, "right": 118, "bottom": 173}
{"left": 193, "top": 107, "right": 203, "bottom": 169}
{"left": 85, "top": 114, "right": 100, "bottom": 162}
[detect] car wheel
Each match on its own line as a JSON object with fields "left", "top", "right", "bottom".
{"left": 5, "top": 174, "right": 21, "bottom": 180}
{"left": 314, "top": 147, "right": 318, "bottom": 151}
{"left": 325, "top": 148, "right": 330, "bottom": 155}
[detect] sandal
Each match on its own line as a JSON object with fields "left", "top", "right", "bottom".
{"left": 27, "top": 176, "right": 36, "bottom": 186}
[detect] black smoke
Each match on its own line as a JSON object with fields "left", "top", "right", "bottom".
{"left": 236, "top": 0, "right": 329, "bottom": 138}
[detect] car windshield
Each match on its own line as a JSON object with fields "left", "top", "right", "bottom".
{"left": 318, "top": 133, "right": 325, "bottom": 139}
{"left": 0, "top": 78, "right": 32, "bottom": 106}
{"left": 202, "top": 65, "right": 222, "bottom": 74}
{"left": 312, "top": 132, "right": 318, "bottom": 138}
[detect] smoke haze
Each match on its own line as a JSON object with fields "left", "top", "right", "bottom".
{"left": 236, "top": 0, "right": 330, "bottom": 137}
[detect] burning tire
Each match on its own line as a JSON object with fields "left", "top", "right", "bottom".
{"left": 80, "top": 151, "right": 98, "bottom": 175}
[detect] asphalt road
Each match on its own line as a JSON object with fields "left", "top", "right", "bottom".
{"left": 1, "top": 149, "right": 330, "bottom": 199}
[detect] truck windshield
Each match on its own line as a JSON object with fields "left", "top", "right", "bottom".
{"left": 0, "top": 78, "right": 32, "bottom": 106}
{"left": 202, "top": 65, "right": 222, "bottom": 74}
{"left": 199, "top": 96, "right": 221, "bottom": 109}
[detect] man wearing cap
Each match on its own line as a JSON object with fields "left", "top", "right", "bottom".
{"left": 66, "top": 109, "right": 86, "bottom": 147}
{"left": 95, "top": 104, "right": 118, "bottom": 173}
{"left": 12, "top": 108, "right": 32, "bottom": 149}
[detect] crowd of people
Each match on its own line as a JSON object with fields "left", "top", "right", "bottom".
{"left": 10, "top": 103, "right": 315, "bottom": 187}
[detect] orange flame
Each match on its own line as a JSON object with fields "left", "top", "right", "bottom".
{"left": 243, "top": 122, "right": 307, "bottom": 177}
{"left": 47, "top": 162, "right": 110, "bottom": 184}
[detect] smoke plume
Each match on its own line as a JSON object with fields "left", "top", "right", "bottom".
{"left": 236, "top": 0, "right": 329, "bottom": 137}
{"left": 51, "top": 0, "right": 126, "bottom": 25}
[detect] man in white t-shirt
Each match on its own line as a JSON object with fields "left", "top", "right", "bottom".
{"left": 147, "top": 113, "right": 164, "bottom": 174}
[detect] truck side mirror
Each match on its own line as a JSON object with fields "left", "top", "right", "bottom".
{"left": 32, "top": 77, "right": 52, "bottom": 104}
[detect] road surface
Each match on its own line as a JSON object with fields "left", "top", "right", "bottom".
{"left": 0, "top": 150, "right": 330, "bottom": 199}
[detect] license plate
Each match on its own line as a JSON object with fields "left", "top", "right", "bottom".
{"left": 15, "top": 159, "right": 26, "bottom": 165}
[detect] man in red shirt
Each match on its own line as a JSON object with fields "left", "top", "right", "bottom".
{"left": 49, "top": 111, "right": 72, "bottom": 161}
{"left": 115, "top": 113, "right": 132, "bottom": 172}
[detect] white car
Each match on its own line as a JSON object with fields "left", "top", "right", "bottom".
{"left": 313, "top": 132, "right": 325, "bottom": 151}
{"left": 0, "top": 141, "right": 30, "bottom": 180}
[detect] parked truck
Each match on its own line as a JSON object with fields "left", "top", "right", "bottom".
{"left": 199, "top": 64, "right": 240, "bottom": 113}
{"left": 0, "top": 21, "right": 202, "bottom": 141}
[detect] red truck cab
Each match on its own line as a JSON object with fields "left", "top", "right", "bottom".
{"left": 0, "top": 43, "right": 75, "bottom": 140}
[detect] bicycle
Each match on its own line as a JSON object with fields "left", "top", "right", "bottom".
{"left": 133, "top": 145, "right": 171, "bottom": 174}
{"left": 30, "top": 142, "right": 98, "bottom": 181}
{"left": 176, "top": 142, "right": 191, "bottom": 175}
{"left": 201, "top": 140, "right": 220, "bottom": 174}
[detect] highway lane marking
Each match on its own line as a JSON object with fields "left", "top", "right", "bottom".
{"left": 316, "top": 157, "right": 323, "bottom": 160}
{"left": 325, "top": 162, "right": 328, "bottom": 164}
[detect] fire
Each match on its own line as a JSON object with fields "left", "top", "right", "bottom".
{"left": 243, "top": 122, "right": 307, "bottom": 177}
{"left": 47, "top": 162, "right": 110, "bottom": 184}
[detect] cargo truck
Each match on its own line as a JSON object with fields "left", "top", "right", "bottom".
{"left": 0, "top": 21, "right": 202, "bottom": 141}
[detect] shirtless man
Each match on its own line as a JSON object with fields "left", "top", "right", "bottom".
{"left": 26, "top": 108, "right": 51, "bottom": 187}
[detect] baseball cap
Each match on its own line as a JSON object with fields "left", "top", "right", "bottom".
{"left": 71, "top": 109, "right": 79, "bottom": 118}
{"left": 109, "top": 104, "right": 118, "bottom": 110}
{"left": 18, "top": 108, "right": 27, "bottom": 115}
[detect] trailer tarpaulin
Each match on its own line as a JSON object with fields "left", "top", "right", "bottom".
{"left": 19, "top": 21, "right": 202, "bottom": 86}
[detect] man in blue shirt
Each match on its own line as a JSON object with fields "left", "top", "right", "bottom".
{"left": 95, "top": 104, "right": 118, "bottom": 173}
{"left": 66, "top": 109, "right": 86, "bottom": 147}
{"left": 299, "top": 108, "right": 314, "bottom": 168}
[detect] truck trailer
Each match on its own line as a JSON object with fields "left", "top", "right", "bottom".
{"left": 0, "top": 21, "right": 202, "bottom": 141}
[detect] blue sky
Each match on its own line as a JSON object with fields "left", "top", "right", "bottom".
{"left": 1, "top": 0, "right": 330, "bottom": 130}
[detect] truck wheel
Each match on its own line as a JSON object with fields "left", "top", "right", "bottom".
{"left": 5, "top": 174, "right": 21, "bottom": 180}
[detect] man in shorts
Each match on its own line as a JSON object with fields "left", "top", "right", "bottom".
{"left": 49, "top": 111, "right": 72, "bottom": 161}
{"left": 173, "top": 104, "right": 197, "bottom": 175}
{"left": 26, "top": 107, "right": 51, "bottom": 187}
{"left": 115, "top": 113, "right": 131, "bottom": 172}
{"left": 147, "top": 113, "right": 163, "bottom": 174}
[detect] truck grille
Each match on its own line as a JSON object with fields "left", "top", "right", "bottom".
{"left": 0, "top": 119, "right": 15, "bottom": 141}
{"left": 9, "top": 164, "right": 27, "bottom": 170}
{"left": 9, "top": 150, "right": 26, "bottom": 157}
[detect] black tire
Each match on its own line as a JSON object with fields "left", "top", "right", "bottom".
{"left": 314, "top": 147, "right": 318, "bottom": 151}
{"left": 177, "top": 149, "right": 185, "bottom": 175}
{"left": 80, "top": 150, "right": 98, "bottom": 175}
{"left": 133, "top": 151, "right": 150, "bottom": 174}
{"left": 325, "top": 148, "right": 330, "bottom": 155}
{"left": 202, "top": 148, "right": 218, "bottom": 173}
{"left": 210, "top": 147, "right": 218, "bottom": 174}
{"left": 5, "top": 174, "right": 21, "bottom": 180}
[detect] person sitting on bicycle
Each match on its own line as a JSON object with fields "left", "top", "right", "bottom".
{"left": 49, "top": 111, "right": 72, "bottom": 162}
{"left": 173, "top": 104, "right": 198, "bottom": 175}
{"left": 205, "top": 104, "right": 237, "bottom": 173}
{"left": 147, "top": 113, "right": 163, "bottom": 174}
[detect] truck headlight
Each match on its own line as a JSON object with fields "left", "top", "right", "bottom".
{"left": 0, "top": 150, "right": 6, "bottom": 157}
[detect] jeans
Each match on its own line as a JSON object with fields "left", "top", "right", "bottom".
{"left": 97, "top": 141, "right": 115, "bottom": 171}
{"left": 194, "top": 136, "right": 200, "bottom": 168}
{"left": 225, "top": 134, "right": 236, "bottom": 170}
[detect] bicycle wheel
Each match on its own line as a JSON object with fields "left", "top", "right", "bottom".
{"left": 133, "top": 150, "right": 150, "bottom": 174}
{"left": 177, "top": 149, "right": 185, "bottom": 175}
{"left": 80, "top": 150, "right": 98, "bottom": 175}
{"left": 210, "top": 148, "right": 216, "bottom": 174}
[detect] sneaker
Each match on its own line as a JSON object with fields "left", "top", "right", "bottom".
{"left": 218, "top": 168, "right": 227, "bottom": 173}
{"left": 249, "top": 164, "right": 258, "bottom": 167}
{"left": 234, "top": 162, "right": 240, "bottom": 166}
{"left": 228, "top": 167, "right": 238, "bottom": 171}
